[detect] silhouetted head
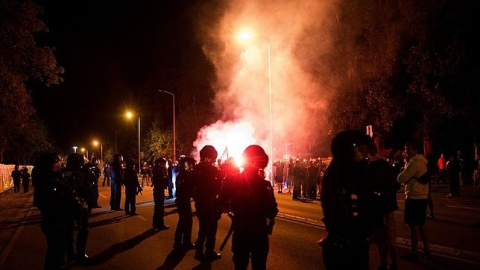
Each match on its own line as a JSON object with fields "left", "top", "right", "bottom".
{"left": 125, "top": 158, "right": 135, "bottom": 168}
{"left": 200, "top": 145, "right": 218, "bottom": 161}
{"left": 330, "top": 130, "right": 372, "bottom": 164}
{"left": 154, "top": 158, "right": 167, "bottom": 167}
{"left": 242, "top": 145, "right": 269, "bottom": 170}
{"left": 67, "top": 153, "right": 85, "bottom": 170}
{"left": 113, "top": 153, "right": 123, "bottom": 163}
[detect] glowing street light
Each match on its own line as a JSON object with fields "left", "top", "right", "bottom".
{"left": 239, "top": 30, "right": 252, "bottom": 42}
{"left": 126, "top": 111, "right": 141, "bottom": 173}
{"left": 93, "top": 140, "right": 103, "bottom": 163}
{"left": 158, "top": 90, "right": 176, "bottom": 162}
{"left": 237, "top": 29, "right": 274, "bottom": 181}
{"left": 73, "top": 146, "right": 78, "bottom": 153}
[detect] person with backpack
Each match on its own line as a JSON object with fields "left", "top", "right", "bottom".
{"left": 397, "top": 141, "right": 431, "bottom": 262}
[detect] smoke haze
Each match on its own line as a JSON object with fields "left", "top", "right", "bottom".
{"left": 193, "top": 0, "right": 339, "bottom": 160}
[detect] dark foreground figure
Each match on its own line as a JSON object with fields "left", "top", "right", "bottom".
{"left": 320, "top": 130, "right": 373, "bottom": 270}
{"left": 218, "top": 145, "right": 279, "bottom": 270}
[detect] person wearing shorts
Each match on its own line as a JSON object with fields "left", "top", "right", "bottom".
{"left": 397, "top": 141, "right": 431, "bottom": 262}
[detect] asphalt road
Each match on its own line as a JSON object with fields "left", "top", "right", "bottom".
{"left": 1, "top": 183, "right": 479, "bottom": 269}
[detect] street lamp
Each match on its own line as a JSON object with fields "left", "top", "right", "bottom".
{"left": 73, "top": 146, "right": 78, "bottom": 153}
{"left": 158, "top": 90, "right": 176, "bottom": 162}
{"left": 126, "top": 111, "right": 141, "bottom": 173}
{"left": 238, "top": 30, "right": 274, "bottom": 181}
{"left": 93, "top": 140, "right": 103, "bottom": 163}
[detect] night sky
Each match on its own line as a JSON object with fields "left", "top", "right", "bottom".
{"left": 32, "top": 1, "right": 207, "bottom": 154}
{"left": 28, "top": 0, "right": 480, "bottom": 162}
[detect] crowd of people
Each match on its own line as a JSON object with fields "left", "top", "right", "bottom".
{"left": 31, "top": 144, "right": 278, "bottom": 270}
{"left": 272, "top": 157, "right": 328, "bottom": 200}
{"left": 17, "top": 128, "right": 478, "bottom": 270}
{"left": 318, "top": 130, "right": 435, "bottom": 270}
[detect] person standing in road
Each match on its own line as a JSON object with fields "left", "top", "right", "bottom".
{"left": 437, "top": 153, "right": 447, "bottom": 184}
{"left": 152, "top": 158, "right": 169, "bottom": 230}
{"left": 320, "top": 130, "right": 373, "bottom": 270}
{"left": 306, "top": 160, "right": 320, "bottom": 200}
{"left": 102, "top": 163, "right": 110, "bottom": 187}
{"left": 474, "top": 154, "right": 480, "bottom": 187}
{"left": 35, "top": 152, "right": 72, "bottom": 270}
{"left": 123, "top": 158, "right": 142, "bottom": 215}
{"left": 397, "top": 141, "right": 431, "bottom": 261}
{"left": 173, "top": 156, "right": 196, "bottom": 250}
{"left": 141, "top": 162, "right": 150, "bottom": 187}
{"left": 292, "top": 160, "right": 306, "bottom": 200}
{"left": 87, "top": 157, "right": 102, "bottom": 209}
{"left": 167, "top": 159, "right": 175, "bottom": 199}
{"left": 11, "top": 164, "right": 22, "bottom": 193}
{"left": 193, "top": 145, "right": 222, "bottom": 262}
{"left": 274, "top": 160, "right": 285, "bottom": 194}
{"left": 367, "top": 143, "right": 399, "bottom": 270}
{"left": 447, "top": 151, "right": 462, "bottom": 197}
{"left": 109, "top": 153, "right": 124, "bottom": 211}
{"left": 63, "top": 153, "right": 92, "bottom": 265}
{"left": 218, "top": 145, "right": 278, "bottom": 270}
{"left": 287, "top": 159, "right": 294, "bottom": 194}
{"left": 21, "top": 166, "right": 31, "bottom": 193}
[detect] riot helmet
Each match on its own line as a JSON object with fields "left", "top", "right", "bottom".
{"left": 179, "top": 156, "right": 195, "bottom": 171}
{"left": 67, "top": 153, "right": 85, "bottom": 169}
{"left": 154, "top": 158, "right": 167, "bottom": 167}
{"left": 113, "top": 153, "right": 123, "bottom": 163}
{"left": 242, "top": 145, "right": 269, "bottom": 169}
{"left": 199, "top": 145, "right": 218, "bottom": 160}
{"left": 91, "top": 157, "right": 100, "bottom": 165}
{"left": 330, "top": 130, "right": 372, "bottom": 164}
{"left": 125, "top": 158, "right": 136, "bottom": 168}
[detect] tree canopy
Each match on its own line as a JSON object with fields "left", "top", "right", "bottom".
{"left": 0, "top": 0, "right": 63, "bottom": 163}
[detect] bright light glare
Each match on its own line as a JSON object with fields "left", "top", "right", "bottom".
{"left": 238, "top": 30, "right": 252, "bottom": 42}
{"left": 93, "top": 140, "right": 99, "bottom": 146}
{"left": 233, "top": 156, "right": 244, "bottom": 167}
{"left": 194, "top": 120, "right": 257, "bottom": 165}
{"left": 125, "top": 111, "right": 133, "bottom": 118}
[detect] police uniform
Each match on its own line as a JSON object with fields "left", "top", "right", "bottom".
{"left": 218, "top": 145, "right": 278, "bottom": 270}
{"left": 35, "top": 153, "right": 73, "bottom": 269}
{"left": 123, "top": 160, "right": 141, "bottom": 215}
{"left": 193, "top": 160, "right": 221, "bottom": 258}
{"left": 320, "top": 130, "right": 373, "bottom": 270}
{"left": 152, "top": 159, "right": 169, "bottom": 229}
{"left": 63, "top": 153, "right": 92, "bottom": 264}
{"left": 109, "top": 155, "right": 124, "bottom": 211}
{"left": 173, "top": 157, "right": 195, "bottom": 249}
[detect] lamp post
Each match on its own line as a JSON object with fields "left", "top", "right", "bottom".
{"left": 126, "top": 111, "right": 141, "bottom": 173}
{"left": 238, "top": 30, "right": 274, "bottom": 181}
{"left": 93, "top": 140, "right": 103, "bottom": 162}
{"left": 158, "top": 90, "right": 176, "bottom": 162}
{"left": 267, "top": 43, "right": 273, "bottom": 181}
